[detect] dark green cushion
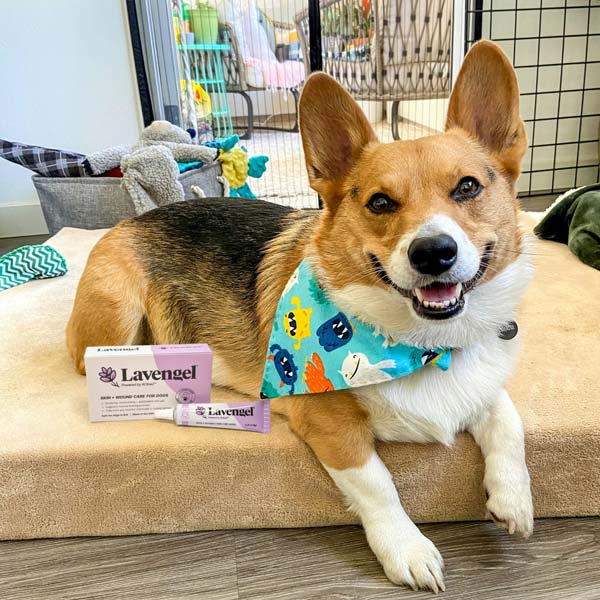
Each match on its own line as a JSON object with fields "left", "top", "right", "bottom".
{"left": 534, "top": 183, "right": 600, "bottom": 271}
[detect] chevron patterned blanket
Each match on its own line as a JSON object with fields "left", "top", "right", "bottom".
{"left": 0, "top": 245, "right": 67, "bottom": 291}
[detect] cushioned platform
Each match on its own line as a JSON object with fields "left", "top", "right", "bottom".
{"left": 1, "top": 222, "right": 599, "bottom": 540}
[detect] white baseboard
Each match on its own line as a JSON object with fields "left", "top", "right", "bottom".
{"left": 0, "top": 204, "right": 49, "bottom": 238}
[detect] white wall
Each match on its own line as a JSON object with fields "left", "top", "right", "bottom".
{"left": 0, "top": 0, "right": 143, "bottom": 237}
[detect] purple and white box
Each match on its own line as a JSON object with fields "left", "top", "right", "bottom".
{"left": 85, "top": 344, "right": 212, "bottom": 422}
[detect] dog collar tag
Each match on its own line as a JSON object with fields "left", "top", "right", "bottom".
{"left": 498, "top": 320, "right": 518, "bottom": 340}
{"left": 260, "top": 259, "right": 452, "bottom": 398}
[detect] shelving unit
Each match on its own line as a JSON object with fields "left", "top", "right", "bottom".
{"left": 178, "top": 43, "right": 234, "bottom": 139}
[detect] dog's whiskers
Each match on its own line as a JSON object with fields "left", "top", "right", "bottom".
{"left": 491, "top": 245, "right": 547, "bottom": 257}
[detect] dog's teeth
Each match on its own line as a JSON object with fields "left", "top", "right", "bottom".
{"left": 414, "top": 288, "right": 424, "bottom": 303}
{"left": 456, "top": 282, "right": 463, "bottom": 296}
{"left": 423, "top": 300, "right": 430, "bottom": 308}
{"left": 450, "top": 297, "right": 457, "bottom": 305}
{"left": 443, "top": 300, "right": 450, "bottom": 307}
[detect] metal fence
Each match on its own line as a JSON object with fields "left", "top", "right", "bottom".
{"left": 296, "top": 0, "right": 453, "bottom": 141}
{"left": 182, "top": 0, "right": 458, "bottom": 209}
{"left": 465, "top": 0, "right": 600, "bottom": 197}
{"left": 142, "top": 1, "right": 599, "bottom": 204}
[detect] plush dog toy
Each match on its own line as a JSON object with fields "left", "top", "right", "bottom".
{"left": 83, "top": 120, "right": 217, "bottom": 176}
{"left": 83, "top": 121, "right": 219, "bottom": 214}
{"left": 1, "top": 121, "right": 269, "bottom": 211}
{"left": 211, "top": 135, "right": 268, "bottom": 199}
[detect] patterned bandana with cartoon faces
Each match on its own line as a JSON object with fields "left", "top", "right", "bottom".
{"left": 260, "top": 259, "right": 451, "bottom": 398}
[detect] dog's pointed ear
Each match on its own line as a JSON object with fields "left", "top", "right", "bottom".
{"left": 446, "top": 40, "right": 526, "bottom": 180}
{"left": 299, "top": 72, "right": 377, "bottom": 207}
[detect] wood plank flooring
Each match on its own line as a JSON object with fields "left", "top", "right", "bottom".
{"left": 0, "top": 234, "right": 48, "bottom": 256}
{"left": 1, "top": 518, "right": 599, "bottom": 600}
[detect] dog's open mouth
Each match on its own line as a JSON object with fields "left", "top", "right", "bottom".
{"left": 412, "top": 281, "right": 465, "bottom": 319}
{"left": 370, "top": 243, "right": 494, "bottom": 321}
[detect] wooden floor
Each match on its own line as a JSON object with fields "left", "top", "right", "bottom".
{"left": 0, "top": 234, "right": 48, "bottom": 257}
{"left": 1, "top": 518, "right": 599, "bottom": 600}
{"left": 519, "top": 194, "right": 557, "bottom": 212}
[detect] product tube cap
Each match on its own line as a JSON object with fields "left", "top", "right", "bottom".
{"left": 154, "top": 408, "right": 175, "bottom": 421}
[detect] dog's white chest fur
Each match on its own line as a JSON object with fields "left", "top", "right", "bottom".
{"left": 354, "top": 335, "right": 520, "bottom": 445}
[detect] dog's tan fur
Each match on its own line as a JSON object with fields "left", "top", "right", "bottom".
{"left": 67, "top": 38, "right": 524, "bottom": 477}
{"left": 66, "top": 226, "right": 147, "bottom": 373}
{"left": 68, "top": 41, "right": 531, "bottom": 590}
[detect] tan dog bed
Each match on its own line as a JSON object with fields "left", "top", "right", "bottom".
{"left": 1, "top": 220, "right": 599, "bottom": 540}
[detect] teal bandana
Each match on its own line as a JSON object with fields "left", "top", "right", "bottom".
{"left": 260, "top": 259, "right": 451, "bottom": 398}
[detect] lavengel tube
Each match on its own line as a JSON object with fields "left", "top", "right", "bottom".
{"left": 154, "top": 400, "right": 270, "bottom": 433}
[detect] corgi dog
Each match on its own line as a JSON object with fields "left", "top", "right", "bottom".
{"left": 67, "top": 41, "right": 533, "bottom": 592}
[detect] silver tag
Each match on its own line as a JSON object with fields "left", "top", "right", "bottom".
{"left": 498, "top": 321, "right": 518, "bottom": 340}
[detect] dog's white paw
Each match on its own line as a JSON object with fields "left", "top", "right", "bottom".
{"left": 372, "top": 529, "right": 445, "bottom": 593}
{"left": 486, "top": 481, "right": 534, "bottom": 538}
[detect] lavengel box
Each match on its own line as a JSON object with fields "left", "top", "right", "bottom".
{"left": 85, "top": 344, "right": 212, "bottom": 422}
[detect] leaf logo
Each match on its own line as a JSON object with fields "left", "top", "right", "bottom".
{"left": 99, "top": 367, "right": 119, "bottom": 387}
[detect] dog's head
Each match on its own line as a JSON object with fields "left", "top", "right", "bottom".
{"left": 299, "top": 41, "right": 531, "bottom": 348}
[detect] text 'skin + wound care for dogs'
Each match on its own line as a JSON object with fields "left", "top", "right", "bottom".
{"left": 85, "top": 344, "right": 212, "bottom": 422}
{"left": 154, "top": 400, "right": 271, "bottom": 433}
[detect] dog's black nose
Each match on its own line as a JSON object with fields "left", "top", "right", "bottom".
{"left": 408, "top": 234, "right": 458, "bottom": 275}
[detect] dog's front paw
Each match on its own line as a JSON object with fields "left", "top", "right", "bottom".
{"left": 486, "top": 481, "right": 534, "bottom": 538}
{"left": 371, "top": 528, "right": 445, "bottom": 593}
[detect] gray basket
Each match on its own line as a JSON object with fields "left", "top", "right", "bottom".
{"left": 33, "top": 162, "right": 223, "bottom": 235}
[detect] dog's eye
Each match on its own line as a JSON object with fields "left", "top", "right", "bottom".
{"left": 452, "top": 177, "right": 482, "bottom": 201}
{"left": 367, "top": 194, "right": 398, "bottom": 214}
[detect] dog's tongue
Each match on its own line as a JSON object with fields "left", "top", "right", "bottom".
{"left": 419, "top": 283, "right": 458, "bottom": 303}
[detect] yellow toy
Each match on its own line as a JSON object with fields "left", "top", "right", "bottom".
{"left": 218, "top": 146, "right": 249, "bottom": 190}
{"left": 202, "top": 135, "right": 269, "bottom": 199}
{"left": 180, "top": 80, "right": 212, "bottom": 120}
